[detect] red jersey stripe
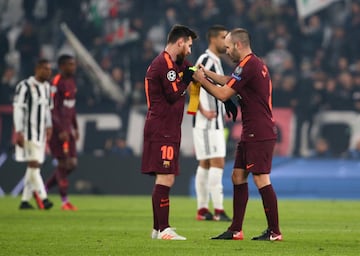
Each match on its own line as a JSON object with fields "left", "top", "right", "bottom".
{"left": 52, "top": 74, "right": 61, "bottom": 86}
{"left": 145, "top": 78, "right": 150, "bottom": 109}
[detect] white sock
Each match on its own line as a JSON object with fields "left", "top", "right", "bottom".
{"left": 29, "top": 167, "right": 48, "bottom": 200}
{"left": 208, "top": 167, "right": 224, "bottom": 211}
{"left": 21, "top": 168, "right": 33, "bottom": 201}
{"left": 195, "top": 166, "right": 209, "bottom": 210}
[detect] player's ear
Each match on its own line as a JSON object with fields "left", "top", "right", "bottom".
{"left": 177, "top": 37, "right": 184, "bottom": 47}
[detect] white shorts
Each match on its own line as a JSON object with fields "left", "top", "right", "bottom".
{"left": 192, "top": 128, "right": 226, "bottom": 160}
{"left": 15, "top": 140, "right": 46, "bottom": 164}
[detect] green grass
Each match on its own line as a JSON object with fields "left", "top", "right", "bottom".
{"left": 0, "top": 195, "right": 359, "bottom": 256}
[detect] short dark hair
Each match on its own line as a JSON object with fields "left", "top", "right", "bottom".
{"left": 230, "top": 28, "right": 251, "bottom": 46}
{"left": 167, "top": 24, "right": 198, "bottom": 44}
{"left": 206, "top": 25, "right": 227, "bottom": 43}
{"left": 36, "top": 58, "right": 50, "bottom": 67}
{"left": 57, "top": 54, "right": 74, "bottom": 67}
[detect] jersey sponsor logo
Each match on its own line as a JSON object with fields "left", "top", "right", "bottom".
{"left": 231, "top": 66, "right": 242, "bottom": 81}
{"left": 166, "top": 70, "right": 177, "bottom": 82}
{"left": 63, "top": 99, "right": 76, "bottom": 108}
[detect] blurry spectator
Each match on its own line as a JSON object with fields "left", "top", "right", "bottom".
{"left": 15, "top": 21, "right": 40, "bottom": 79}
{"left": 309, "top": 137, "right": 333, "bottom": 158}
{"left": 346, "top": 139, "right": 360, "bottom": 159}
{"left": 226, "top": 0, "right": 251, "bottom": 30}
{"left": 104, "top": 135, "right": 134, "bottom": 157}
{"left": 274, "top": 74, "right": 298, "bottom": 108}
{"left": 323, "top": 26, "right": 348, "bottom": 72}
{"left": 0, "top": 66, "right": 16, "bottom": 153}
{"left": 265, "top": 38, "right": 294, "bottom": 74}
{"left": 299, "top": 15, "right": 324, "bottom": 58}
{"left": 336, "top": 71, "right": 354, "bottom": 110}
{"left": 0, "top": 28, "right": 9, "bottom": 78}
{"left": 344, "top": 1, "right": 360, "bottom": 63}
{"left": 351, "top": 72, "right": 360, "bottom": 112}
{"left": 322, "top": 77, "right": 340, "bottom": 110}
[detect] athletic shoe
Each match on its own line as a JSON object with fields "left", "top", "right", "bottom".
{"left": 251, "top": 229, "right": 282, "bottom": 241}
{"left": 157, "top": 227, "right": 186, "bottom": 240}
{"left": 33, "top": 191, "right": 44, "bottom": 209}
{"left": 42, "top": 199, "right": 53, "bottom": 210}
{"left": 19, "top": 201, "right": 35, "bottom": 210}
{"left": 211, "top": 230, "right": 244, "bottom": 240}
{"left": 213, "top": 211, "right": 231, "bottom": 222}
{"left": 196, "top": 211, "right": 214, "bottom": 221}
{"left": 61, "top": 201, "right": 78, "bottom": 211}
{"left": 151, "top": 229, "right": 159, "bottom": 239}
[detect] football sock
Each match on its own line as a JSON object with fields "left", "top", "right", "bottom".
{"left": 56, "top": 167, "right": 69, "bottom": 199}
{"left": 229, "top": 183, "right": 248, "bottom": 232}
{"left": 195, "top": 166, "right": 209, "bottom": 210}
{"left": 21, "top": 167, "right": 33, "bottom": 201}
{"left": 208, "top": 167, "right": 224, "bottom": 211}
{"left": 45, "top": 172, "right": 57, "bottom": 191}
{"left": 61, "top": 196, "right": 68, "bottom": 204}
{"left": 151, "top": 186, "right": 159, "bottom": 230}
{"left": 259, "top": 184, "right": 281, "bottom": 234}
{"left": 31, "top": 168, "right": 48, "bottom": 200}
{"left": 153, "top": 184, "right": 170, "bottom": 232}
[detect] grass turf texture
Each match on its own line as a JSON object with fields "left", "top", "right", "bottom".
{"left": 0, "top": 196, "right": 359, "bottom": 256}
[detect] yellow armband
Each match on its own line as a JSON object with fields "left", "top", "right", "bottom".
{"left": 187, "top": 81, "right": 201, "bottom": 115}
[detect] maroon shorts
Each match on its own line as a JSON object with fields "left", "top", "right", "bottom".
{"left": 233, "top": 139, "right": 276, "bottom": 174}
{"left": 49, "top": 134, "right": 77, "bottom": 159}
{"left": 141, "top": 140, "right": 180, "bottom": 176}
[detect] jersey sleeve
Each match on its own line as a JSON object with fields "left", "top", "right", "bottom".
{"left": 226, "top": 54, "right": 253, "bottom": 91}
{"left": 12, "top": 81, "right": 28, "bottom": 132}
{"left": 159, "top": 55, "right": 189, "bottom": 104}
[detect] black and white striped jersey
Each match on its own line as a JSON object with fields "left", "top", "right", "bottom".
{"left": 13, "top": 76, "right": 52, "bottom": 144}
{"left": 193, "top": 49, "right": 225, "bottom": 130}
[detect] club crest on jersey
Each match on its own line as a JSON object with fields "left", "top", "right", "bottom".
{"left": 163, "top": 160, "right": 171, "bottom": 168}
{"left": 232, "top": 66, "right": 242, "bottom": 81}
{"left": 167, "top": 70, "right": 177, "bottom": 82}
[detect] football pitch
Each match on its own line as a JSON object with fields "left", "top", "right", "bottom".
{"left": 0, "top": 195, "right": 359, "bottom": 256}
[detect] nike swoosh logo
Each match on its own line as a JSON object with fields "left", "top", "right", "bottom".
{"left": 270, "top": 235, "right": 281, "bottom": 241}
{"left": 246, "top": 163, "right": 254, "bottom": 169}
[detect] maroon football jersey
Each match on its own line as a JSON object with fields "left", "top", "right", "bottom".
{"left": 227, "top": 53, "right": 277, "bottom": 142}
{"left": 51, "top": 74, "right": 78, "bottom": 133}
{"left": 143, "top": 51, "right": 191, "bottom": 143}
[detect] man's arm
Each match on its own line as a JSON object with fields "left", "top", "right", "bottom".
{"left": 13, "top": 82, "right": 27, "bottom": 147}
{"left": 199, "top": 64, "right": 232, "bottom": 86}
{"left": 193, "top": 68, "right": 236, "bottom": 102}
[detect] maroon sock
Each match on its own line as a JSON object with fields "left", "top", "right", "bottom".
{"left": 259, "top": 184, "right": 280, "bottom": 234}
{"left": 45, "top": 172, "right": 57, "bottom": 190}
{"left": 152, "top": 184, "right": 170, "bottom": 232}
{"left": 229, "top": 183, "right": 248, "bottom": 232}
{"left": 152, "top": 186, "right": 159, "bottom": 230}
{"left": 55, "top": 167, "right": 69, "bottom": 198}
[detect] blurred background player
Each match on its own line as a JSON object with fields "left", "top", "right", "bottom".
{"left": 192, "top": 25, "right": 231, "bottom": 222}
{"left": 13, "top": 59, "right": 54, "bottom": 210}
{"left": 141, "top": 25, "right": 198, "bottom": 240}
{"left": 46, "top": 54, "right": 79, "bottom": 211}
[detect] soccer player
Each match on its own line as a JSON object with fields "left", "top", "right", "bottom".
{"left": 141, "top": 24, "right": 198, "bottom": 240}
{"left": 46, "top": 54, "right": 79, "bottom": 211}
{"left": 192, "top": 25, "right": 231, "bottom": 222}
{"left": 192, "top": 28, "right": 282, "bottom": 241}
{"left": 13, "top": 59, "right": 54, "bottom": 210}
